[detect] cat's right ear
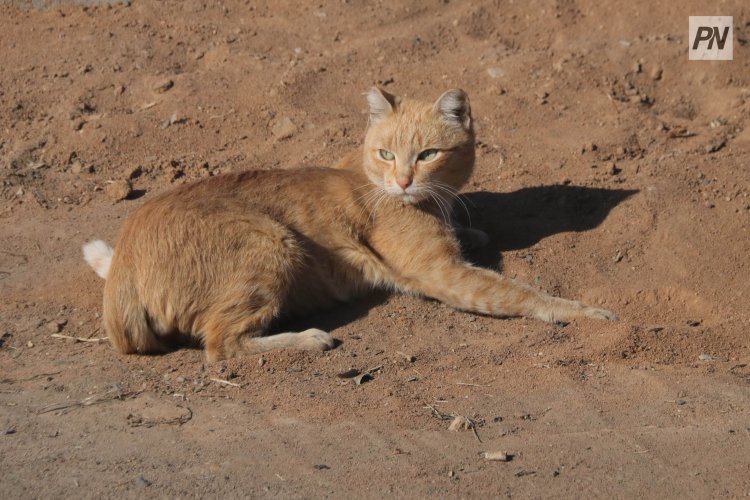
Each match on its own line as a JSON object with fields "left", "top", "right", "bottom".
{"left": 366, "top": 87, "right": 398, "bottom": 122}
{"left": 434, "top": 89, "right": 471, "bottom": 130}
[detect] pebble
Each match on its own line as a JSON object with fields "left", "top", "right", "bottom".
{"left": 154, "top": 79, "right": 174, "bottom": 93}
{"left": 70, "top": 161, "right": 93, "bottom": 174}
{"left": 271, "top": 116, "right": 297, "bottom": 141}
{"left": 483, "top": 451, "right": 512, "bottom": 462}
{"left": 45, "top": 319, "right": 67, "bottom": 333}
{"left": 487, "top": 67, "right": 505, "bottom": 79}
{"left": 698, "top": 354, "right": 715, "bottom": 361}
{"left": 134, "top": 477, "right": 151, "bottom": 488}
{"left": 704, "top": 138, "right": 726, "bottom": 154}
{"left": 650, "top": 66, "right": 663, "bottom": 81}
{"left": 105, "top": 180, "right": 132, "bottom": 201}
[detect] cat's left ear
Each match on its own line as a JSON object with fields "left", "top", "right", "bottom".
{"left": 434, "top": 89, "right": 471, "bottom": 129}
{"left": 366, "top": 87, "right": 399, "bottom": 122}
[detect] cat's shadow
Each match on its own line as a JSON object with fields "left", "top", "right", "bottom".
{"left": 457, "top": 184, "right": 638, "bottom": 268}
{"left": 275, "top": 184, "right": 637, "bottom": 335}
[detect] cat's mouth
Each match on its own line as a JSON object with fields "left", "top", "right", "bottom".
{"left": 384, "top": 186, "right": 426, "bottom": 205}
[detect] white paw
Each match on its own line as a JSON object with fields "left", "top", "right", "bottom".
{"left": 582, "top": 306, "right": 618, "bottom": 321}
{"left": 299, "top": 328, "right": 335, "bottom": 351}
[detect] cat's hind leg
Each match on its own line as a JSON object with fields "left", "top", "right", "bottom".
{"left": 203, "top": 304, "right": 334, "bottom": 362}
{"left": 197, "top": 216, "right": 335, "bottom": 362}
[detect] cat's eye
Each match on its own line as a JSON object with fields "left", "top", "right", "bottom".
{"left": 417, "top": 149, "right": 439, "bottom": 162}
{"left": 379, "top": 149, "right": 395, "bottom": 161}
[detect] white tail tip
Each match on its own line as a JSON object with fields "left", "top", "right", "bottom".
{"left": 83, "top": 240, "right": 114, "bottom": 279}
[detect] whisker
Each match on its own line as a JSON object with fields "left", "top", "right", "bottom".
{"left": 431, "top": 182, "right": 471, "bottom": 227}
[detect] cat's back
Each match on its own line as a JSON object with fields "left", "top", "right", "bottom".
{"left": 120, "top": 166, "right": 370, "bottom": 244}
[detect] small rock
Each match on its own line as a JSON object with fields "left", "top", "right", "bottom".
{"left": 105, "top": 180, "right": 132, "bottom": 201}
{"left": 613, "top": 250, "right": 624, "bottom": 263}
{"left": 154, "top": 79, "right": 174, "bottom": 93}
{"left": 70, "top": 161, "right": 93, "bottom": 174}
{"left": 687, "top": 319, "right": 702, "bottom": 327}
{"left": 675, "top": 399, "right": 687, "bottom": 405}
{"left": 4, "top": 428, "right": 16, "bottom": 435}
{"left": 698, "top": 354, "right": 715, "bottom": 361}
{"left": 650, "top": 66, "right": 663, "bottom": 81}
{"left": 134, "top": 477, "right": 151, "bottom": 488}
{"left": 353, "top": 373, "right": 372, "bottom": 385}
{"left": 26, "top": 341, "right": 34, "bottom": 348}
{"left": 448, "top": 415, "right": 473, "bottom": 431}
{"left": 704, "top": 138, "right": 726, "bottom": 154}
{"left": 487, "top": 67, "right": 505, "bottom": 79}
{"left": 45, "top": 319, "right": 67, "bottom": 333}
{"left": 271, "top": 117, "right": 297, "bottom": 141}
{"left": 313, "top": 464, "right": 330, "bottom": 470}
{"left": 483, "top": 451, "right": 512, "bottom": 462}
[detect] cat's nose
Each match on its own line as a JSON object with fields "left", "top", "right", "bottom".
{"left": 396, "top": 177, "right": 412, "bottom": 190}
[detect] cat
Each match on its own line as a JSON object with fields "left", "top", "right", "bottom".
{"left": 83, "top": 87, "right": 616, "bottom": 362}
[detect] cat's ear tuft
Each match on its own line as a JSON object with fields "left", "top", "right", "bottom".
{"left": 366, "top": 87, "right": 398, "bottom": 122}
{"left": 434, "top": 89, "right": 471, "bottom": 129}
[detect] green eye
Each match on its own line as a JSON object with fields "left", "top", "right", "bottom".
{"left": 418, "top": 149, "right": 439, "bottom": 162}
{"left": 379, "top": 149, "right": 395, "bottom": 161}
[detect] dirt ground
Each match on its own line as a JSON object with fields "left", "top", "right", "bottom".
{"left": 1, "top": 0, "right": 749, "bottom": 497}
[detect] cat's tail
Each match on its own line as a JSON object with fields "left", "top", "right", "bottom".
{"left": 82, "top": 240, "right": 114, "bottom": 279}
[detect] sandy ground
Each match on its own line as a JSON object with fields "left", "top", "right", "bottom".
{"left": 1, "top": 0, "right": 749, "bottom": 497}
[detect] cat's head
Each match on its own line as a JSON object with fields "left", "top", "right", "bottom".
{"left": 362, "top": 88, "right": 475, "bottom": 205}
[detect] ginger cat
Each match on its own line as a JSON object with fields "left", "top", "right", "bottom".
{"left": 83, "top": 88, "right": 615, "bottom": 362}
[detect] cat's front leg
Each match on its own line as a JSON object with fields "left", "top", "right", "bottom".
{"left": 402, "top": 261, "right": 616, "bottom": 323}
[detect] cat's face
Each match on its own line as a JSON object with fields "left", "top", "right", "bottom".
{"left": 362, "top": 88, "right": 475, "bottom": 205}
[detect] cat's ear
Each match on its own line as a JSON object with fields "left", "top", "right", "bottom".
{"left": 366, "top": 87, "right": 399, "bottom": 122}
{"left": 434, "top": 89, "right": 471, "bottom": 129}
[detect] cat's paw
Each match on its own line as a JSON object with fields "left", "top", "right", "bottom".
{"left": 537, "top": 299, "right": 618, "bottom": 323}
{"left": 298, "top": 328, "right": 335, "bottom": 351}
{"left": 581, "top": 306, "right": 618, "bottom": 321}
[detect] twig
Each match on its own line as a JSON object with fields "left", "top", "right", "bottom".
{"left": 424, "top": 403, "right": 452, "bottom": 421}
{"left": 209, "top": 108, "right": 236, "bottom": 120}
{"left": 37, "top": 388, "right": 140, "bottom": 415}
{"left": 50, "top": 334, "right": 109, "bottom": 343}
{"left": 0, "top": 371, "right": 61, "bottom": 384}
{"left": 210, "top": 378, "right": 242, "bottom": 388}
{"left": 471, "top": 424, "right": 482, "bottom": 443}
{"left": 455, "top": 382, "right": 490, "bottom": 387}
